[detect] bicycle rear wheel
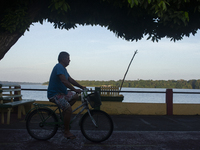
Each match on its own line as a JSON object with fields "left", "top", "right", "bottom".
{"left": 26, "top": 108, "right": 58, "bottom": 140}
{"left": 80, "top": 110, "right": 113, "bottom": 142}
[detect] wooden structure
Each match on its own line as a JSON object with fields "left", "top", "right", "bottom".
{"left": 0, "top": 84, "right": 35, "bottom": 124}
{"left": 98, "top": 86, "right": 124, "bottom": 102}
{"left": 101, "top": 86, "right": 120, "bottom": 96}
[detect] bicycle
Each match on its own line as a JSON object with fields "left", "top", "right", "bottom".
{"left": 25, "top": 89, "right": 114, "bottom": 143}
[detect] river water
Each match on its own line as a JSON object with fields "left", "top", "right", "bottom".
{"left": 21, "top": 84, "right": 200, "bottom": 104}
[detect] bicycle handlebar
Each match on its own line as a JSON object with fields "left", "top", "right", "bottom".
{"left": 82, "top": 88, "right": 88, "bottom": 96}
{"left": 81, "top": 88, "right": 90, "bottom": 102}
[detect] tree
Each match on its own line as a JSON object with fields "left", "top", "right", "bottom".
{"left": 1, "top": 0, "right": 200, "bottom": 60}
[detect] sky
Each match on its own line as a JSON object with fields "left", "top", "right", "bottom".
{"left": 0, "top": 22, "right": 200, "bottom": 83}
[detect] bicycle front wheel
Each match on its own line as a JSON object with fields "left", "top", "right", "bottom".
{"left": 80, "top": 110, "right": 113, "bottom": 142}
{"left": 26, "top": 108, "right": 58, "bottom": 140}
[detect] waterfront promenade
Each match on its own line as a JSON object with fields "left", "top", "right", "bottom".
{"left": 0, "top": 114, "right": 200, "bottom": 150}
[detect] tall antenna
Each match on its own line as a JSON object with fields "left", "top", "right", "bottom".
{"left": 120, "top": 50, "right": 138, "bottom": 91}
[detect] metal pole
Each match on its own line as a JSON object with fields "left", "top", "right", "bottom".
{"left": 120, "top": 50, "right": 138, "bottom": 91}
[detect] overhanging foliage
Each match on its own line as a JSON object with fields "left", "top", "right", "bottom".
{"left": 0, "top": 0, "right": 200, "bottom": 60}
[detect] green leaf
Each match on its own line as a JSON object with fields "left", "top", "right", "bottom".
{"left": 63, "top": 3, "right": 70, "bottom": 12}
{"left": 134, "top": 0, "right": 138, "bottom": 5}
{"left": 128, "top": 0, "right": 134, "bottom": 7}
{"left": 162, "top": 2, "right": 167, "bottom": 11}
{"left": 147, "top": 35, "right": 151, "bottom": 40}
{"left": 184, "top": 12, "right": 189, "bottom": 21}
{"left": 55, "top": 2, "right": 59, "bottom": 10}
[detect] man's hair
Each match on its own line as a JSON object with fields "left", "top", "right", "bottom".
{"left": 58, "top": 51, "right": 69, "bottom": 63}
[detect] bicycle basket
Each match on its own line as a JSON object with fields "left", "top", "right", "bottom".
{"left": 87, "top": 91, "right": 102, "bottom": 108}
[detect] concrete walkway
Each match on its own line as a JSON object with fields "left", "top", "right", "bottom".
{"left": 0, "top": 114, "right": 200, "bottom": 150}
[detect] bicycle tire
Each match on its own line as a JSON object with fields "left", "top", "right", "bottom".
{"left": 26, "top": 108, "right": 58, "bottom": 140}
{"left": 80, "top": 110, "right": 113, "bottom": 142}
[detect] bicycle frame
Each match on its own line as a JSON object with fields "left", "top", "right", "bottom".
{"left": 26, "top": 90, "right": 113, "bottom": 142}
{"left": 27, "top": 97, "right": 96, "bottom": 128}
{"left": 70, "top": 100, "right": 98, "bottom": 127}
{"left": 30, "top": 103, "right": 63, "bottom": 127}
{"left": 70, "top": 100, "right": 88, "bottom": 123}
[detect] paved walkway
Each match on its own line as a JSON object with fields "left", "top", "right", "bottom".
{"left": 0, "top": 114, "right": 200, "bottom": 150}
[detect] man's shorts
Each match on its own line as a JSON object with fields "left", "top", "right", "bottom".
{"left": 49, "top": 91, "right": 76, "bottom": 111}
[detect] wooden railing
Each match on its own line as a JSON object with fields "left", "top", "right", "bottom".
{"left": 100, "top": 86, "right": 120, "bottom": 96}
{"left": 20, "top": 87, "right": 200, "bottom": 115}
{"left": 0, "top": 84, "right": 22, "bottom": 102}
{"left": 0, "top": 84, "right": 35, "bottom": 124}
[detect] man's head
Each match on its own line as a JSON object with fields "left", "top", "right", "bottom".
{"left": 58, "top": 51, "right": 70, "bottom": 67}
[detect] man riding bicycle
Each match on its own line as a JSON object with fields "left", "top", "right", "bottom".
{"left": 47, "top": 51, "right": 85, "bottom": 139}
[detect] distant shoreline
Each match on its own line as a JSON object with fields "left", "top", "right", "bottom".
{"left": 43, "top": 79, "right": 200, "bottom": 89}
{"left": 0, "top": 81, "right": 42, "bottom": 85}
{"left": 2, "top": 79, "right": 200, "bottom": 89}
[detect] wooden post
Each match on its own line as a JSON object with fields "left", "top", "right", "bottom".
{"left": 7, "top": 108, "right": 12, "bottom": 124}
{"left": 0, "top": 84, "right": 4, "bottom": 124}
{"left": 9, "top": 86, "right": 13, "bottom": 102}
{"left": 166, "top": 89, "right": 173, "bottom": 115}
{"left": 14, "top": 85, "right": 21, "bottom": 101}
{"left": 95, "top": 87, "right": 101, "bottom": 110}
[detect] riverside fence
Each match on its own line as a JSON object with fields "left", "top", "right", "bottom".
{"left": 20, "top": 87, "right": 200, "bottom": 115}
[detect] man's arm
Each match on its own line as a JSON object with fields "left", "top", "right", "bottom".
{"left": 58, "top": 74, "right": 82, "bottom": 93}
{"left": 68, "top": 76, "right": 85, "bottom": 89}
{"left": 58, "top": 74, "right": 84, "bottom": 93}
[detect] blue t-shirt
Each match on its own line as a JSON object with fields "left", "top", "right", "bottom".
{"left": 47, "top": 63, "right": 70, "bottom": 98}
